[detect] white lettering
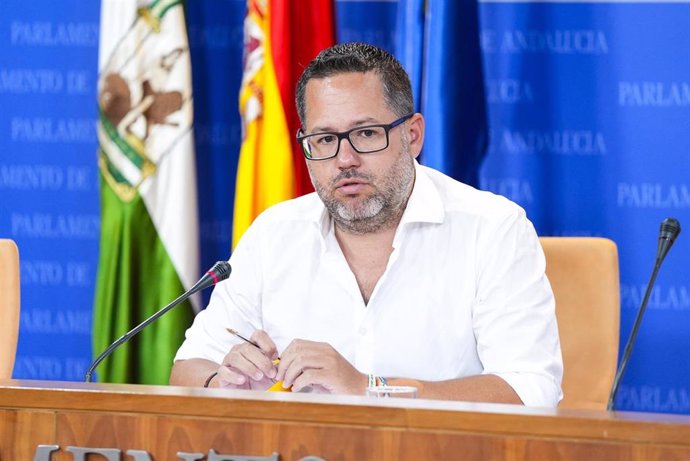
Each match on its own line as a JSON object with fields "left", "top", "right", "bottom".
{"left": 619, "top": 385, "right": 690, "bottom": 412}
{"left": 0, "top": 166, "right": 92, "bottom": 191}
{"left": 0, "top": 69, "right": 63, "bottom": 93}
{"left": 21, "top": 261, "right": 63, "bottom": 285}
{"left": 14, "top": 356, "right": 62, "bottom": 379}
{"left": 481, "top": 178, "right": 534, "bottom": 204}
{"left": 619, "top": 81, "right": 690, "bottom": 107}
{"left": 67, "top": 70, "right": 91, "bottom": 94}
{"left": 620, "top": 284, "right": 690, "bottom": 310}
{"left": 67, "top": 167, "right": 94, "bottom": 191}
{"left": 499, "top": 130, "right": 606, "bottom": 155}
{"left": 21, "top": 309, "right": 92, "bottom": 334}
{"left": 617, "top": 183, "right": 690, "bottom": 208}
{"left": 486, "top": 79, "right": 534, "bottom": 104}
{"left": 20, "top": 260, "right": 91, "bottom": 287}
{"left": 0, "top": 165, "right": 63, "bottom": 190}
{"left": 11, "top": 213, "right": 100, "bottom": 239}
{"left": 500, "top": 29, "right": 608, "bottom": 55}
{"left": 11, "top": 117, "right": 97, "bottom": 143}
{"left": 10, "top": 21, "right": 98, "bottom": 47}
{"left": 67, "top": 263, "right": 91, "bottom": 287}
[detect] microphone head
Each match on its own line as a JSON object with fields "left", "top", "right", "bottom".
{"left": 191, "top": 261, "right": 232, "bottom": 294}
{"left": 660, "top": 217, "right": 681, "bottom": 241}
{"left": 210, "top": 261, "right": 232, "bottom": 282}
{"left": 656, "top": 217, "right": 681, "bottom": 264}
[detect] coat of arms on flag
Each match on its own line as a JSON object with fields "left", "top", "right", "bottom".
{"left": 98, "top": 0, "right": 193, "bottom": 202}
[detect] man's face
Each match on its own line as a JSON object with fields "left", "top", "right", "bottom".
{"left": 302, "top": 71, "right": 424, "bottom": 234}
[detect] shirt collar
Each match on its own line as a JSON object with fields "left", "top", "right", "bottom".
{"left": 399, "top": 160, "right": 445, "bottom": 226}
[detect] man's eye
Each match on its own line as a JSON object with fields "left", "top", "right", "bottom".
{"left": 315, "top": 134, "right": 336, "bottom": 144}
{"left": 354, "top": 128, "right": 382, "bottom": 138}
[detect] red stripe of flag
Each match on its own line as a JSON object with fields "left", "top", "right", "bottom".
{"left": 270, "top": 0, "right": 335, "bottom": 197}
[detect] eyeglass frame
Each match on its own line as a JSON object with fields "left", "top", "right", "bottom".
{"left": 296, "top": 113, "right": 414, "bottom": 161}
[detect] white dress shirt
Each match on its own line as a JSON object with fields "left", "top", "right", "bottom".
{"left": 175, "top": 162, "right": 563, "bottom": 407}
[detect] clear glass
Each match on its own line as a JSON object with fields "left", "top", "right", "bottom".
{"left": 366, "top": 385, "right": 417, "bottom": 399}
{"left": 303, "top": 126, "right": 388, "bottom": 159}
{"left": 297, "top": 113, "right": 413, "bottom": 160}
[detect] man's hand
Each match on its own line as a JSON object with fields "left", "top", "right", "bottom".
{"left": 218, "top": 330, "right": 279, "bottom": 389}
{"left": 276, "top": 339, "right": 366, "bottom": 394}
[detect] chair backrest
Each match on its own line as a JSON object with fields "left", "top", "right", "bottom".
{"left": 0, "top": 239, "right": 20, "bottom": 379}
{"left": 540, "top": 237, "right": 620, "bottom": 410}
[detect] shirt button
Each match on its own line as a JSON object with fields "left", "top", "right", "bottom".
{"left": 358, "top": 327, "right": 367, "bottom": 335}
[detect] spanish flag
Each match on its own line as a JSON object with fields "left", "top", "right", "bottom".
{"left": 233, "top": 0, "right": 334, "bottom": 248}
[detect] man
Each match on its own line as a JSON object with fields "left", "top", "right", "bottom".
{"left": 170, "top": 43, "right": 563, "bottom": 407}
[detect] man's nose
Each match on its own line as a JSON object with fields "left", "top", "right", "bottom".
{"left": 335, "top": 137, "right": 362, "bottom": 169}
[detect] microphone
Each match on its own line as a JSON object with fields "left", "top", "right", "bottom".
{"left": 657, "top": 217, "right": 681, "bottom": 265}
{"left": 85, "top": 261, "right": 232, "bottom": 382}
{"left": 607, "top": 218, "right": 681, "bottom": 410}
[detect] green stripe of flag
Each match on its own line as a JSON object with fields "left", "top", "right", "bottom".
{"left": 93, "top": 173, "right": 193, "bottom": 384}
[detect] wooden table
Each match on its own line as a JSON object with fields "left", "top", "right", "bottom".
{"left": 1, "top": 379, "right": 690, "bottom": 460}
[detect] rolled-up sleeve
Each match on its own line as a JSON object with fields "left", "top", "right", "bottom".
{"left": 473, "top": 208, "right": 563, "bottom": 408}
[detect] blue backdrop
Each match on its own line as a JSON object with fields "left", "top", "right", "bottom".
{"left": 1, "top": 0, "right": 688, "bottom": 414}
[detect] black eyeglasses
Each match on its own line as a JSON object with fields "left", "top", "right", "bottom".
{"left": 296, "top": 113, "right": 413, "bottom": 160}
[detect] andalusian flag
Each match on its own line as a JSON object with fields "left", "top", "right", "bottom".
{"left": 93, "top": 0, "right": 199, "bottom": 384}
{"left": 233, "top": 0, "right": 334, "bottom": 248}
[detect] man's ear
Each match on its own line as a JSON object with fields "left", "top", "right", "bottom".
{"left": 407, "top": 113, "right": 425, "bottom": 159}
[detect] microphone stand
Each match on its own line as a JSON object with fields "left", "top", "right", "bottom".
{"left": 606, "top": 260, "right": 661, "bottom": 410}
{"left": 85, "top": 261, "right": 231, "bottom": 382}
{"left": 607, "top": 218, "right": 680, "bottom": 410}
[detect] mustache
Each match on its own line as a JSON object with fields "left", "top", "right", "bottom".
{"left": 330, "top": 169, "right": 372, "bottom": 187}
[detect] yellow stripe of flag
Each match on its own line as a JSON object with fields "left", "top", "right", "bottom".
{"left": 233, "top": 1, "right": 295, "bottom": 249}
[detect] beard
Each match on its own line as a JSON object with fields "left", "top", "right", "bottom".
{"left": 309, "top": 141, "right": 416, "bottom": 235}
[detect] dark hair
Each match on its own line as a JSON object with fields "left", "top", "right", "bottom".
{"left": 295, "top": 42, "right": 414, "bottom": 126}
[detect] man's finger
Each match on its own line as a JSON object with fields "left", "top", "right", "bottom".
{"left": 223, "top": 344, "right": 273, "bottom": 381}
{"left": 217, "top": 367, "right": 247, "bottom": 387}
{"left": 291, "top": 369, "right": 322, "bottom": 393}
{"left": 250, "top": 329, "right": 278, "bottom": 359}
{"left": 275, "top": 341, "right": 300, "bottom": 382}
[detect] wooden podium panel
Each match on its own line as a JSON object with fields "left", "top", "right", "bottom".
{"left": 2, "top": 379, "right": 690, "bottom": 460}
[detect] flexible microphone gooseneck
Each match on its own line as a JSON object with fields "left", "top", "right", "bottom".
{"left": 607, "top": 218, "right": 681, "bottom": 410}
{"left": 85, "top": 261, "right": 232, "bottom": 382}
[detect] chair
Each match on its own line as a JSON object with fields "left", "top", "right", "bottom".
{"left": 0, "top": 239, "right": 20, "bottom": 379}
{"left": 540, "top": 237, "right": 620, "bottom": 410}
